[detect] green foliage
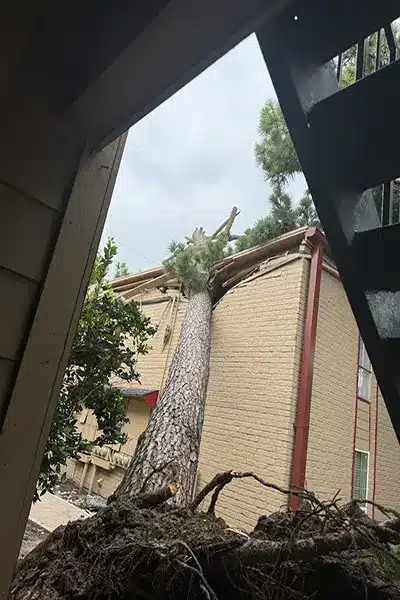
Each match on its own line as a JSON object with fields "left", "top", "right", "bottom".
{"left": 296, "top": 191, "right": 320, "bottom": 228}
{"left": 338, "top": 25, "right": 400, "bottom": 88}
{"left": 242, "top": 84, "right": 322, "bottom": 253}
{"left": 247, "top": 100, "right": 320, "bottom": 251}
{"left": 114, "top": 261, "right": 130, "bottom": 278}
{"left": 236, "top": 186, "right": 319, "bottom": 252}
{"left": 164, "top": 232, "right": 231, "bottom": 294}
{"left": 255, "top": 100, "right": 301, "bottom": 188}
{"left": 35, "top": 239, "right": 156, "bottom": 500}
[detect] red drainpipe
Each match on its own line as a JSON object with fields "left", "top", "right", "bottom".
{"left": 290, "top": 228, "right": 327, "bottom": 511}
{"left": 372, "top": 383, "right": 379, "bottom": 519}
{"left": 350, "top": 336, "right": 361, "bottom": 498}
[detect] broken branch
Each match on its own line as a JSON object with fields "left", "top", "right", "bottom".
{"left": 190, "top": 470, "right": 312, "bottom": 513}
{"left": 210, "top": 207, "right": 240, "bottom": 240}
{"left": 235, "top": 519, "right": 400, "bottom": 566}
{"left": 136, "top": 483, "right": 178, "bottom": 508}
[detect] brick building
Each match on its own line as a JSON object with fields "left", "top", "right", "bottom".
{"left": 67, "top": 227, "right": 400, "bottom": 529}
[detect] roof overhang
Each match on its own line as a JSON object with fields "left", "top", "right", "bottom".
{"left": 29, "top": 0, "right": 289, "bottom": 150}
{"left": 120, "top": 387, "right": 159, "bottom": 409}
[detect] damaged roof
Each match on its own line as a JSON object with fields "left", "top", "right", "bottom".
{"left": 111, "top": 227, "right": 323, "bottom": 299}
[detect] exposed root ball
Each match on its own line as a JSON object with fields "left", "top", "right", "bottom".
{"left": 11, "top": 473, "right": 400, "bottom": 600}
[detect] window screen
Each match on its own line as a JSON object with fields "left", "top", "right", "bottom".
{"left": 353, "top": 450, "right": 369, "bottom": 504}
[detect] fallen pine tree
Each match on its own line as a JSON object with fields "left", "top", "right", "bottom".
{"left": 11, "top": 471, "right": 400, "bottom": 600}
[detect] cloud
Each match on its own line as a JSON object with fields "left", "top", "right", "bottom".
{"left": 101, "top": 34, "right": 305, "bottom": 273}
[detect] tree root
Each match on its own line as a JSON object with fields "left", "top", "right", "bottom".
{"left": 11, "top": 472, "right": 400, "bottom": 600}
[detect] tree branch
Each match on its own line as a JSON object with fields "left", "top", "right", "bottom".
{"left": 190, "top": 470, "right": 313, "bottom": 513}
{"left": 235, "top": 518, "right": 400, "bottom": 566}
{"left": 210, "top": 207, "right": 240, "bottom": 240}
{"left": 207, "top": 483, "right": 225, "bottom": 515}
{"left": 190, "top": 472, "right": 234, "bottom": 511}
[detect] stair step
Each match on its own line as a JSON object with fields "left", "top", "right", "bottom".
{"left": 307, "top": 59, "right": 400, "bottom": 190}
{"left": 352, "top": 223, "right": 400, "bottom": 291}
{"left": 289, "top": 0, "right": 399, "bottom": 64}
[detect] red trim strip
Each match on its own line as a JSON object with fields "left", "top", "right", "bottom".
{"left": 144, "top": 391, "right": 159, "bottom": 409}
{"left": 372, "top": 383, "right": 379, "bottom": 518}
{"left": 290, "top": 228, "right": 326, "bottom": 511}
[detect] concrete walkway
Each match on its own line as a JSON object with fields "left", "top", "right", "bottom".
{"left": 29, "top": 492, "right": 92, "bottom": 532}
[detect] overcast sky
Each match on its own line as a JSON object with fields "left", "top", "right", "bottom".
{"left": 101, "top": 34, "right": 304, "bottom": 274}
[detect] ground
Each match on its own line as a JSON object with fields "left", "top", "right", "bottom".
{"left": 19, "top": 521, "right": 49, "bottom": 559}
{"left": 19, "top": 480, "right": 97, "bottom": 558}
{"left": 52, "top": 481, "right": 104, "bottom": 510}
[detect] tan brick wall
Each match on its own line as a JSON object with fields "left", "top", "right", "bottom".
{"left": 306, "top": 268, "right": 358, "bottom": 502}
{"left": 306, "top": 268, "right": 400, "bottom": 517}
{"left": 374, "top": 389, "right": 400, "bottom": 514}
{"left": 198, "top": 257, "right": 309, "bottom": 530}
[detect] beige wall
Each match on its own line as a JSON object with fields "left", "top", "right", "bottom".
{"left": 306, "top": 268, "right": 358, "bottom": 503}
{"left": 68, "top": 397, "right": 150, "bottom": 498}
{"left": 375, "top": 389, "right": 400, "bottom": 514}
{"left": 198, "top": 256, "right": 309, "bottom": 529}
{"left": 67, "top": 460, "right": 125, "bottom": 500}
{"left": 122, "top": 289, "right": 188, "bottom": 391}
{"left": 306, "top": 268, "right": 400, "bottom": 517}
{"left": 0, "top": 56, "right": 126, "bottom": 587}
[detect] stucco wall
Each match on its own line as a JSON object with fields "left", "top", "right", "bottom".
{"left": 67, "top": 396, "right": 150, "bottom": 498}
{"left": 122, "top": 289, "right": 188, "bottom": 391}
{"left": 66, "top": 460, "right": 125, "bottom": 499}
{"left": 306, "top": 268, "right": 358, "bottom": 503}
{"left": 198, "top": 256, "right": 309, "bottom": 530}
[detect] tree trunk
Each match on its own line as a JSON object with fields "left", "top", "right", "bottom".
{"left": 112, "top": 288, "right": 212, "bottom": 507}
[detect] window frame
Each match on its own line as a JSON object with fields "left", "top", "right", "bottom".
{"left": 353, "top": 449, "right": 370, "bottom": 512}
{"left": 357, "top": 338, "right": 372, "bottom": 401}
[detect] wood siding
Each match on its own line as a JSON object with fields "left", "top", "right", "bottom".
{"left": 0, "top": 52, "right": 126, "bottom": 591}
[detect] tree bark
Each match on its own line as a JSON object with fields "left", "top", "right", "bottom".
{"left": 112, "top": 289, "right": 212, "bottom": 507}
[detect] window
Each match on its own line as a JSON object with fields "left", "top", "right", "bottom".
{"left": 353, "top": 450, "right": 369, "bottom": 509}
{"left": 358, "top": 339, "right": 371, "bottom": 400}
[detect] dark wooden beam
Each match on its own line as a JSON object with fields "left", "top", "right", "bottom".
{"left": 64, "top": 0, "right": 287, "bottom": 150}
